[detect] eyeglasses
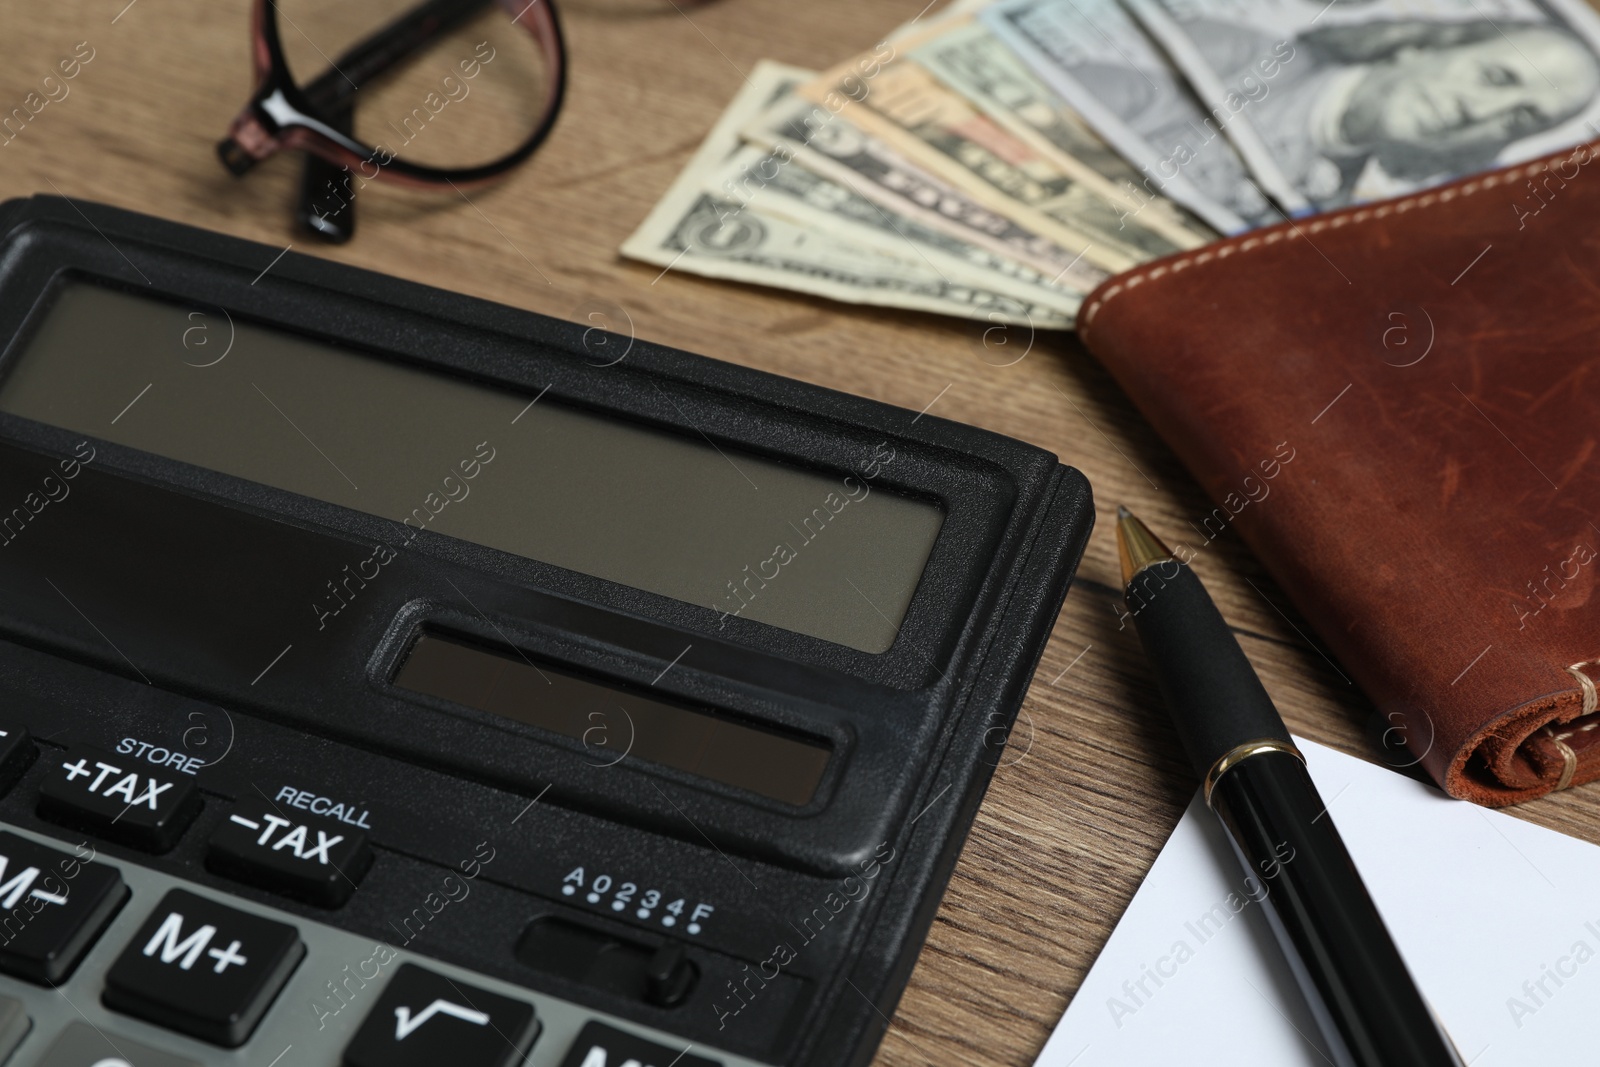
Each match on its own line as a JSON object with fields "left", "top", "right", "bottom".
{"left": 218, "top": 0, "right": 566, "bottom": 243}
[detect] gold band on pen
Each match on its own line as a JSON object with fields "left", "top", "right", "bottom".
{"left": 1203, "top": 739, "right": 1305, "bottom": 808}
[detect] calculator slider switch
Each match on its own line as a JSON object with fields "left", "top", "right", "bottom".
{"left": 645, "top": 942, "right": 696, "bottom": 1008}
{"left": 515, "top": 916, "right": 700, "bottom": 1007}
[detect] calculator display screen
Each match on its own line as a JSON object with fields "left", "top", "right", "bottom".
{"left": 0, "top": 281, "right": 942, "bottom": 653}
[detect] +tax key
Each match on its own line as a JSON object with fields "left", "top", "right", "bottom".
{"left": 39, "top": 747, "right": 202, "bottom": 853}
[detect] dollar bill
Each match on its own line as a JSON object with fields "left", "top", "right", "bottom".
{"left": 886, "top": 0, "right": 997, "bottom": 42}
{"left": 741, "top": 92, "right": 1109, "bottom": 290}
{"left": 889, "top": 0, "right": 998, "bottom": 40}
{"left": 910, "top": 18, "right": 1216, "bottom": 249}
{"left": 798, "top": 39, "right": 1177, "bottom": 272}
{"left": 627, "top": 193, "right": 1074, "bottom": 326}
{"left": 1123, "top": 0, "right": 1600, "bottom": 213}
{"left": 984, "top": 0, "right": 1279, "bottom": 233}
{"left": 707, "top": 143, "right": 1083, "bottom": 318}
{"left": 622, "top": 61, "right": 1076, "bottom": 327}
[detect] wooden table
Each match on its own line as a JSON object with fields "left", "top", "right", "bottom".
{"left": 5, "top": 2, "right": 1598, "bottom": 1064}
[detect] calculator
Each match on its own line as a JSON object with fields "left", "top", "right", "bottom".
{"left": 0, "top": 196, "right": 1093, "bottom": 1066}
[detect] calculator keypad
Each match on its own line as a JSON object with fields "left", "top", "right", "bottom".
{"left": 0, "top": 997, "right": 25, "bottom": 1062}
{"left": 558, "top": 1021, "right": 722, "bottom": 1067}
{"left": 34, "top": 1023, "right": 197, "bottom": 1067}
{"left": 0, "top": 773, "right": 767, "bottom": 1066}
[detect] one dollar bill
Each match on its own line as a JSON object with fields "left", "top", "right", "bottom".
{"left": 707, "top": 143, "right": 1084, "bottom": 319}
{"left": 622, "top": 61, "right": 1078, "bottom": 327}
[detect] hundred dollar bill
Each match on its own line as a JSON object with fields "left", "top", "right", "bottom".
{"left": 741, "top": 93, "right": 1109, "bottom": 291}
{"left": 707, "top": 143, "right": 1083, "bottom": 319}
{"left": 984, "top": 0, "right": 1278, "bottom": 233}
{"left": 1122, "top": 0, "right": 1600, "bottom": 214}
{"left": 910, "top": 18, "right": 1216, "bottom": 249}
{"left": 798, "top": 39, "right": 1178, "bottom": 272}
{"left": 623, "top": 62, "right": 1076, "bottom": 327}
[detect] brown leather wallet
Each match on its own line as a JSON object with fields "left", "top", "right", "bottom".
{"left": 1079, "top": 141, "right": 1600, "bottom": 806}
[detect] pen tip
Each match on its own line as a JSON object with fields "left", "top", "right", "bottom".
{"left": 1115, "top": 507, "right": 1174, "bottom": 585}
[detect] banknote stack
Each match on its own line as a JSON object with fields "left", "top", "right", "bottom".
{"left": 624, "top": 0, "right": 1600, "bottom": 329}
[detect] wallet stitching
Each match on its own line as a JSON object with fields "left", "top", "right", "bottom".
{"left": 1078, "top": 158, "right": 1554, "bottom": 342}
{"left": 1551, "top": 720, "right": 1600, "bottom": 743}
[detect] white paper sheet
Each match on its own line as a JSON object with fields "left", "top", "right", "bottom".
{"left": 1037, "top": 739, "right": 1600, "bottom": 1066}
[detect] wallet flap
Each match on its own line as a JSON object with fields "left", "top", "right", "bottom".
{"left": 1080, "top": 142, "right": 1600, "bottom": 805}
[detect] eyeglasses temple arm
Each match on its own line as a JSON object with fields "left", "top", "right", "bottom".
{"left": 299, "top": 0, "right": 494, "bottom": 114}
{"left": 297, "top": 96, "right": 359, "bottom": 243}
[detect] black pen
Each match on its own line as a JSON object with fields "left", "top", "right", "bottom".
{"left": 1115, "top": 507, "right": 1463, "bottom": 1067}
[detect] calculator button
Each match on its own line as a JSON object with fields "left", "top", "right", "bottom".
{"left": 38, "top": 747, "right": 201, "bottom": 853}
{"left": 0, "top": 831, "right": 126, "bottom": 983}
{"left": 0, "top": 995, "right": 27, "bottom": 1062}
{"left": 103, "top": 889, "right": 304, "bottom": 1047}
{"left": 35, "top": 1022, "right": 198, "bottom": 1067}
{"left": 206, "top": 804, "right": 372, "bottom": 907}
{"left": 342, "top": 963, "right": 538, "bottom": 1067}
{"left": 558, "top": 1022, "right": 721, "bottom": 1067}
{"left": 0, "top": 724, "right": 35, "bottom": 796}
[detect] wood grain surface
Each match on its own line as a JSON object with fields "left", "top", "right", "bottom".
{"left": 3, "top": 2, "right": 1598, "bottom": 1065}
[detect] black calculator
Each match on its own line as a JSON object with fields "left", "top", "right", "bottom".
{"left": 0, "top": 196, "right": 1093, "bottom": 1066}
